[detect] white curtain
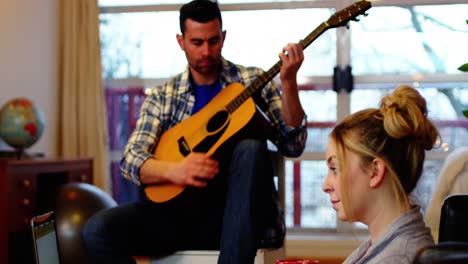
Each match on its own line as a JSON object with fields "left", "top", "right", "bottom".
{"left": 58, "top": 0, "right": 110, "bottom": 192}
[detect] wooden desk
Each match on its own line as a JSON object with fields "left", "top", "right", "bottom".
{"left": 0, "top": 157, "right": 93, "bottom": 264}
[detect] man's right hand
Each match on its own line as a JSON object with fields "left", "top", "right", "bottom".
{"left": 167, "top": 153, "right": 219, "bottom": 187}
{"left": 140, "top": 152, "right": 219, "bottom": 187}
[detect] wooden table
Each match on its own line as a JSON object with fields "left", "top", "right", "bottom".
{"left": 0, "top": 157, "right": 93, "bottom": 263}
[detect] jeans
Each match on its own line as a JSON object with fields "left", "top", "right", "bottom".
{"left": 81, "top": 139, "right": 276, "bottom": 264}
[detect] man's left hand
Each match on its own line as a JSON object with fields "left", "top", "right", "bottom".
{"left": 279, "top": 42, "right": 304, "bottom": 84}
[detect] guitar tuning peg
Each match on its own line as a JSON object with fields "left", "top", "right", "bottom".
{"left": 363, "top": 12, "right": 369, "bottom": 16}
{"left": 346, "top": 23, "right": 350, "bottom": 29}
{"left": 352, "top": 17, "right": 360, "bottom": 22}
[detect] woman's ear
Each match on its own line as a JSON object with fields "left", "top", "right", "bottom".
{"left": 369, "top": 158, "right": 386, "bottom": 188}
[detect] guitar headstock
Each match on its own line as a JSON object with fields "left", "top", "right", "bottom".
{"left": 326, "top": 0, "right": 372, "bottom": 28}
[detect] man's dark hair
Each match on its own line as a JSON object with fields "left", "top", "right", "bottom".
{"left": 179, "top": 0, "right": 222, "bottom": 34}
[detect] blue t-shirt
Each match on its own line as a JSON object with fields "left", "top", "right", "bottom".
{"left": 191, "top": 78, "right": 222, "bottom": 114}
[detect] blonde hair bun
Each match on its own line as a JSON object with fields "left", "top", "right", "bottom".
{"left": 379, "top": 85, "right": 439, "bottom": 150}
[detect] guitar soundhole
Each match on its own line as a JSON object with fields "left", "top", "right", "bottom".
{"left": 207, "top": 110, "right": 229, "bottom": 133}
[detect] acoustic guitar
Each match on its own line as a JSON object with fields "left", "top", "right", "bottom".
{"left": 145, "top": 0, "right": 372, "bottom": 203}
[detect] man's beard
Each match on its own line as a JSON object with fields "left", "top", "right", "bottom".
{"left": 192, "top": 58, "right": 220, "bottom": 75}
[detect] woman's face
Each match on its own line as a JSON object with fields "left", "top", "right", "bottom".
{"left": 322, "top": 138, "right": 371, "bottom": 222}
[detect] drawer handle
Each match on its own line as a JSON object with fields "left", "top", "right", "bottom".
{"left": 22, "top": 179, "right": 31, "bottom": 188}
{"left": 80, "top": 174, "right": 88, "bottom": 182}
{"left": 22, "top": 198, "right": 30, "bottom": 206}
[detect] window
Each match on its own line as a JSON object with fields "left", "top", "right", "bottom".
{"left": 100, "top": 0, "right": 468, "bottom": 232}
{"left": 351, "top": 5, "right": 468, "bottom": 75}
{"left": 99, "top": 8, "right": 336, "bottom": 78}
{"left": 99, "top": 0, "right": 324, "bottom": 6}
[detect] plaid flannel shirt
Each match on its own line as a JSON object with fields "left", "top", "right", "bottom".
{"left": 121, "top": 58, "right": 307, "bottom": 185}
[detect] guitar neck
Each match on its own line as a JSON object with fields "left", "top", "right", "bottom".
{"left": 226, "top": 22, "right": 330, "bottom": 114}
{"left": 225, "top": 0, "right": 372, "bottom": 113}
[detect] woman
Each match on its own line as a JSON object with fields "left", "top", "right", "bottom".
{"left": 323, "top": 85, "right": 440, "bottom": 263}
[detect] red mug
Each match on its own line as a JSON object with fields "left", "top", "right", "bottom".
{"left": 276, "top": 260, "right": 319, "bottom": 264}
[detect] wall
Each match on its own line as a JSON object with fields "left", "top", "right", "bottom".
{"left": 0, "top": 0, "right": 58, "bottom": 156}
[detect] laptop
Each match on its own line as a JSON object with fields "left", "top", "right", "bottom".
{"left": 30, "top": 211, "right": 62, "bottom": 264}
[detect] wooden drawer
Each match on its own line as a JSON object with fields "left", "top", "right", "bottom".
{"left": 8, "top": 174, "right": 36, "bottom": 231}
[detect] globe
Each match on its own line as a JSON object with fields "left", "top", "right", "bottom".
{"left": 0, "top": 98, "right": 45, "bottom": 151}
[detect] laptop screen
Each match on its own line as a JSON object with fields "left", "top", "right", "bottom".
{"left": 31, "top": 211, "right": 61, "bottom": 264}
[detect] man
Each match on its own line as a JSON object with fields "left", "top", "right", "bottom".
{"left": 82, "top": 1, "right": 307, "bottom": 263}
